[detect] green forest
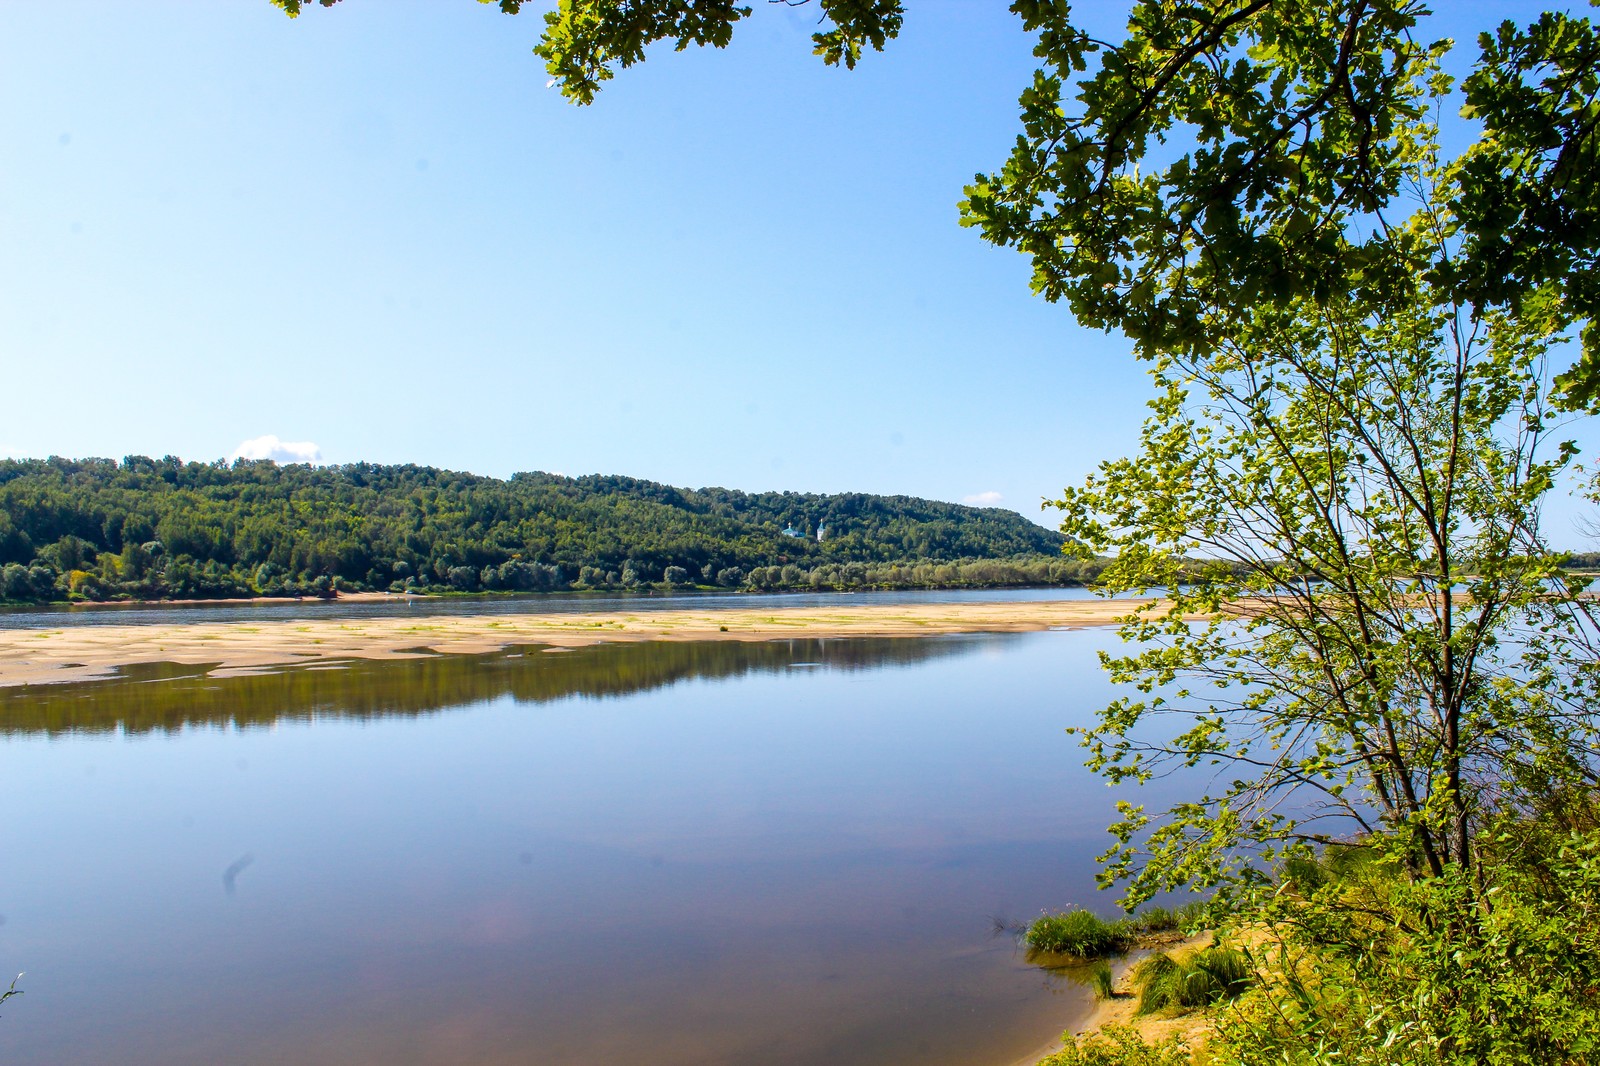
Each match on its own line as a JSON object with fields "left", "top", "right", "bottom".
{"left": 0, "top": 456, "right": 1092, "bottom": 603}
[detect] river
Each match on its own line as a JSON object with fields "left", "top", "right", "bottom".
{"left": 0, "top": 603, "right": 1181, "bottom": 1065}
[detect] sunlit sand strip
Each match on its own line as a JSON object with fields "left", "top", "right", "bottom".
{"left": 0, "top": 599, "right": 1165, "bottom": 688}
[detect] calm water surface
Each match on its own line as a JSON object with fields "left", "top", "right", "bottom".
{"left": 0, "top": 630, "right": 1177, "bottom": 1065}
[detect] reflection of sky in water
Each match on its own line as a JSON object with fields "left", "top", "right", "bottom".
{"left": 0, "top": 630, "right": 1196, "bottom": 1066}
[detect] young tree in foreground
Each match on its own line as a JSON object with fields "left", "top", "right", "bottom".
{"left": 1053, "top": 117, "right": 1600, "bottom": 1055}
{"left": 1054, "top": 146, "right": 1600, "bottom": 903}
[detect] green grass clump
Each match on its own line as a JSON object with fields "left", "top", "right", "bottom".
{"left": 1280, "top": 843, "right": 1384, "bottom": 896}
{"left": 1129, "top": 905, "right": 1175, "bottom": 933}
{"left": 1087, "top": 959, "right": 1116, "bottom": 1001}
{"left": 1281, "top": 852, "right": 1328, "bottom": 892}
{"left": 1037, "top": 1025, "right": 1191, "bottom": 1066}
{"left": 1026, "top": 900, "right": 1213, "bottom": 958}
{"left": 1025, "top": 908, "right": 1134, "bottom": 957}
{"left": 1174, "top": 899, "right": 1210, "bottom": 930}
{"left": 1133, "top": 943, "right": 1251, "bottom": 1016}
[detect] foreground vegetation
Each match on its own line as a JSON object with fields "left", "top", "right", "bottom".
{"left": 1039, "top": 811, "right": 1600, "bottom": 1064}
{"left": 1128, "top": 944, "right": 1250, "bottom": 1018}
{"left": 1024, "top": 904, "right": 1207, "bottom": 958}
{"left": 954, "top": 2, "right": 1600, "bottom": 1060}
{"left": 0, "top": 459, "right": 1093, "bottom": 603}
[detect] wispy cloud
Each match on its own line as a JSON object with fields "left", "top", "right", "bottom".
{"left": 230, "top": 435, "right": 324, "bottom": 465}
{"left": 962, "top": 490, "right": 1004, "bottom": 506}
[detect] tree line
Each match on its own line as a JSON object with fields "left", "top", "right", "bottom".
{"left": 0, "top": 456, "right": 1081, "bottom": 603}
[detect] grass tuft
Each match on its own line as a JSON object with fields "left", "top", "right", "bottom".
{"left": 1026, "top": 900, "right": 1210, "bottom": 958}
{"left": 1088, "top": 959, "right": 1116, "bottom": 1000}
{"left": 1025, "top": 908, "right": 1134, "bottom": 957}
{"left": 1133, "top": 943, "right": 1251, "bottom": 1016}
{"left": 1131, "top": 904, "right": 1175, "bottom": 932}
{"left": 1175, "top": 899, "right": 1210, "bottom": 931}
{"left": 1036, "top": 1024, "right": 1191, "bottom": 1066}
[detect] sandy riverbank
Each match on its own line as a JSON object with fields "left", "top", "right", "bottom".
{"left": 0, "top": 598, "right": 1163, "bottom": 688}
{"left": 1071, "top": 936, "right": 1218, "bottom": 1049}
{"left": 1011, "top": 934, "right": 1217, "bottom": 1065}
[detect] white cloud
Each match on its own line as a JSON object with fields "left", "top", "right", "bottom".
{"left": 230, "top": 434, "right": 324, "bottom": 465}
{"left": 963, "top": 490, "right": 1004, "bottom": 506}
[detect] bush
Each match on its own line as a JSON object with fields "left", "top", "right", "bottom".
{"left": 1026, "top": 908, "right": 1134, "bottom": 957}
{"left": 1133, "top": 943, "right": 1251, "bottom": 1016}
{"left": 1213, "top": 825, "right": 1600, "bottom": 1065}
{"left": 1037, "top": 1025, "right": 1191, "bottom": 1066}
{"left": 1128, "top": 905, "right": 1175, "bottom": 933}
{"left": 1088, "top": 959, "right": 1116, "bottom": 1001}
{"left": 1027, "top": 901, "right": 1209, "bottom": 958}
{"left": 1174, "top": 899, "right": 1210, "bottom": 931}
{"left": 0, "top": 563, "right": 57, "bottom": 602}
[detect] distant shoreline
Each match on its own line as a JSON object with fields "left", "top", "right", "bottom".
{"left": 0, "top": 598, "right": 1161, "bottom": 688}
{"left": 21, "top": 590, "right": 403, "bottom": 610}
{"left": 1, "top": 584, "right": 1082, "bottom": 612}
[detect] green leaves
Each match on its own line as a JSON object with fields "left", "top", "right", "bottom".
{"left": 534, "top": 1, "right": 753, "bottom": 106}
{"left": 960, "top": 1, "right": 1600, "bottom": 408}
{"left": 962, "top": 1, "right": 1445, "bottom": 368}
{"left": 268, "top": 0, "right": 338, "bottom": 16}
{"left": 1053, "top": 136, "right": 1597, "bottom": 908}
{"left": 271, "top": 0, "right": 903, "bottom": 105}
{"left": 1456, "top": 10, "right": 1600, "bottom": 407}
{"left": 1214, "top": 824, "right": 1600, "bottom": 1064}
{"left": 809, "top": 0, "right": 903, "bottom": 69}
{"left": 531, "top": 0, "right": 902, "bottom": 105}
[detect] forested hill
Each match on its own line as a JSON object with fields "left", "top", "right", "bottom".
{"left": 0, "top": 457, "right": 1082, "bottom": 602}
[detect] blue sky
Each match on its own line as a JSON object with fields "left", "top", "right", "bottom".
{"left": 3, "top": 1, "right": 1594, "bottom": 541}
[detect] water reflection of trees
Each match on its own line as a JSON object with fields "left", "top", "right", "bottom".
{"left": 0, "top": 635, "right": 1000, "bottom": 737}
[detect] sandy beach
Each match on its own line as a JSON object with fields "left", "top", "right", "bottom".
{"left": 1008, "top": 933, "right": 1218, "bottom": 1065}
{"left": 0, "top": 598, "right": 1161, "bottom": 688}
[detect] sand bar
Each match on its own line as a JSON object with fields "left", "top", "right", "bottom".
{"left": 0, "top": 598, "right": 1159, "bottom": 688}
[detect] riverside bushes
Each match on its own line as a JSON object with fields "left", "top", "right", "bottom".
{"left": 1037, "top": 820, "right": 1600, "bottom": 1066}
{"left": 1026, "top": 909, "right": 1133, "bottom": 957}
{"left": 1037, "top": 1027, "right": 1191, "bottom": 1066}
{"left": 1131, "top": 944, "right": 1250, "bottom": 1016}
{"left": 1209, "top": 823, "right": 1600, "bottom": 1066}
{"left": 1024, "top": 902, "right": 1206, "bottom": 958}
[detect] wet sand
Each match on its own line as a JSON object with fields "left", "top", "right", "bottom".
{"left": 0, "top": 599, "right": 1159, "bottom": 688}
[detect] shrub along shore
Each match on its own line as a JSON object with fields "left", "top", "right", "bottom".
{"left": 1021, "top": 815, "right": 1600, "bottom": 1065}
